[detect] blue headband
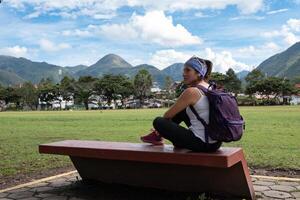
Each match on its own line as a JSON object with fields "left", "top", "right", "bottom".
{"left": 184, "top": 56, "right": 207, "bottom": 77}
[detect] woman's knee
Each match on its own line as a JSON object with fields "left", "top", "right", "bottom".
{"left": 152, "top": 116, "right": 164, "bottom": 130}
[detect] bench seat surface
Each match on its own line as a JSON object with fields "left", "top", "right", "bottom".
{"left": 39, "top": 140, "right": 243, "bottom": 168}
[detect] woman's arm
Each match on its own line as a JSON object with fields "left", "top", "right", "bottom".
{"left": 163, "top": 87, "right": 200, "bottom": 120}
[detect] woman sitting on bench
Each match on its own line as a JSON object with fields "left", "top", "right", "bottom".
{"left": 141, "top": 56, "right": 222, "bottom": 152}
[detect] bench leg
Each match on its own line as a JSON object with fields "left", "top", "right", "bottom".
{"left": 69, "top": 154, "right": 255, "bottom": 200}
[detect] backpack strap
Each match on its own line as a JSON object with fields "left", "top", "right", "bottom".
{"left": 189, "top": 105, "right": 209, "bottom": 143}
{"left": 196, "top": 85, "right": 208, "bottom": 94}
{"left": 196, "top": 82, "right": 216, "bottom": 93}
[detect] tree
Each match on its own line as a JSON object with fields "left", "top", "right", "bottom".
{"left": 248, "top": 77, "right": 297, "bottom": 105}
{"left": 164, "top": 76, "right": 175, "bottom": 107}
{"left": 38, "top": 78, "right": 57, "bottom": 110}
{"left": 280, "top": 78, "right": 298, "bottom": 104}
{"left": 175, "top": 81, "right": 186, "bottom": 98}
{"left": 1, "top": 86, "right": 21, "bottom": 107}
{"left": 0, "top": 84, "right": 5, "bottom": 101}
{"left": 59, "top": 76, "right": 75, "bottom": 109}
{"left": 164, "top": 76, "right": 174, "bottom": 90}
{"left": 19, "top": 82, "right": 39, "bottom": 110}
{"left": 94, "top": 74, "right": 134, "bottom": 108}
{"left": 117, "top": 77, "right": 134, "bottom": 108}
{"left": 133, "top": 69, "right": 152, "bottom": 107}
{"left": 74, "top": 76, "right": 97, "bottom": 110}
{"left": 224, "top": 68, "right": 241, "bottom": 96}
{"left": 210, "top": 72, "right": 227, "bottom": 89}
{"left": 245, "top": 69, "right": 265, "bottom": 84}
{"left": 291, "top": 76, "right": 300, "bottom": 84}
{"left": 245, "top": 69, "right": 265, "bottom": 96}
{"left": 94, "top": 75, "right": 120, "bottom": 106}
{"left": 0, "top": 84, "right": 6, "bottom": 110}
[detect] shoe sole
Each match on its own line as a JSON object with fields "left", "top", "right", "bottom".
{"left": 140, "top": 138, "right": 164, "bottom": 145}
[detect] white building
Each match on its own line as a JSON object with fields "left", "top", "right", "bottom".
{"left": 290, "top": 95, "right": 300, "bottom": 105}
{"left": 151, "top": 81, "right": 161, "bottom": 92}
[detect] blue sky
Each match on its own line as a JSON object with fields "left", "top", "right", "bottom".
{"left": 0, "top": 0, "right": 300, "bottom": 73}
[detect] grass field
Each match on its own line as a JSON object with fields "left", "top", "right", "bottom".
{"left": 0, "top": 106, "right": 299, "bottom": 179}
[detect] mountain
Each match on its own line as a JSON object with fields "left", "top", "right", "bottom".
{"left": 162, "top": 63, "right": 184, "bottom": 81}
{"left": 64, "top": 65, "right": 88, "bottom": 75}
{"left": 0, "top": 55, "right": 70, "bottom": 85}
{"left": 3, "top": 42, "right": 300, "bottom": 88}
{"left": 74, "top": 55, "right": 169, "bottom": 86}
{"left": 257, "top": 42, "right": 300, "bottom": 79}
{"left": 82, "top": 63, "right": 167, "bottom": 86}
{"left": 76, "top": 54, "right": 132, "bottom": 77}
{"left": 127, "top": 64, "right": 167, "bottom": 86}
{"left": 0, "top": 69, "right": 25, "bottom": 86}
{"left": 236, "top": 70, "right": 250, "bottom": 80}
{"left": 0, "top": 54, "right": 170, "bottom": 87}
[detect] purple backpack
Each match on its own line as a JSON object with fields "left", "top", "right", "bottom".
{"left": 189, "top": 83, "right": 245, "bottom": 143}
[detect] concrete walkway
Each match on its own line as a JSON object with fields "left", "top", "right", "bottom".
{"left": 0, "top": 171, "right": 299, "bottom": 200}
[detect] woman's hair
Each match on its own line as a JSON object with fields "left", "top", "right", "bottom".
{"left": 184, "top": 56, "right": 213, "bottom": 82}
{"left": 203, "top": 59, "right": 213, "bottom": 81}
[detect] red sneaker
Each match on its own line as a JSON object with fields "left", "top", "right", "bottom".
{"left": 140, "top": 129, "right": 164, "bottom": 145}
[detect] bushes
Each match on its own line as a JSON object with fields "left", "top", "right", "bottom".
{"left": 237, "top": 96, "right": 282, "bottom": 106}
{"left": 237, "top": 96, "right": 256, "bottom": 106}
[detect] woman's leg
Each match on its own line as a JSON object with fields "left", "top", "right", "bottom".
{"left": 170, "top": 109, "right": 191, "bottom": 127}
{"left": 153, "top": 116, "right": 221, "bottom": 152}
{"left": 142, "top": 110, "right": 191, "bottom": 145}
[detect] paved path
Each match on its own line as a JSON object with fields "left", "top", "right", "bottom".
{"left": 0, "top": 172, "right": 299, "bottom": 200}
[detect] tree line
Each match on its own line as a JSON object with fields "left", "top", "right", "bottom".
{"left": 0, "top": 68, "right": 299, "bottom": 111}
{"left": 209, "top": 68, "right": 299, "bottom": 105}
{"left": 0, "top": 69, "right": 153, "bottom": 111}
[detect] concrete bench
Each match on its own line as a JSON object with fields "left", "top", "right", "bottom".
{"left": 39, "top": 140, "right": 255, "bottom": 199}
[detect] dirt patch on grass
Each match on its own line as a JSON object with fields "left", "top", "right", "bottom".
{"left": 250, "top": 167, "right": 300, "bottom": 178}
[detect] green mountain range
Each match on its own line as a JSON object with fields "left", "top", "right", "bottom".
{"left": 2, "top": 42, "right": 299, "bottom": 88}
{"left": 162, "top": 63, "right": 184, "bottom": 81}
{"left": 0, "top": 54, "right": 174, "bottom": 87}
{"left": 75, "top": 54, "right": 132, "bottom": 77}
{"left": 257, "top": 42, "right": 300, "bottom": 79}
{"left": 0, "top": 55, "right": 70, "bottom": 85}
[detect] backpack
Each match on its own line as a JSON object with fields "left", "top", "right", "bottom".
{"left": 189, "top": 83, "right": 245, "bottom": 143}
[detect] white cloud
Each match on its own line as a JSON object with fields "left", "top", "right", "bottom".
{"left": 287, "top": 18, "right": 300, "bottom": 32}
{"left": 66, "top": 11, "right": 202, "bottom": 47}
{"left": 294, "top": 0, "right": 300, "bottom": 4}
{"left": 0, "top": 45, "right": 28, "bottom": 57}
{"left": 204, "top": 48, "right": 250, "bottom": 73}
{"left": 149, "top": 49, "right": 191, "bottom": 70}
{"left": 149, "top": 48, "right": 250, "bottom": 72}
{"left": 237, "top": 42, "right": 280, "bottom": 55}
{"left": 62, "top": 29, "right": 92, "bottom": 37}
{"left": 264, "top": 42, "right": 280, "bottom": 51}
{"left": 230, "top": 15, "right": 265, "bottom": 21}
{"left": 266, "top": 8, "right": 288, "bottom": 15}
{"left": 127, "top": 11, "right": 202, "bottom": 47}
{"left": 39, "top": 39, "right": 71, "bottom": 52}
{"left": 262, "top": 18, "right": 300, "bottom": 45}
{"left": 234, "top": 42, "right": 281, "bottom": 65}
{"left": 128, "top": 0, "right": 264, "bottom": 15}
{"left": 98, "top": 23, "right": 139, "bottom": 41}
{"left": 8, "top": 0, "right": 119, "bottom": 20}
{"left": 6, "top": 0, "right": 265, "bottom": 20}
{"left": 23, "top": 11, "right": 41, "bottom": 19}
{"left": 194, "top": 12, "right": 212, "bottom": 18}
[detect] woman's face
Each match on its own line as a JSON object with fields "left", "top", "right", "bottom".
{"left": 183, "top": 65, "right": 199, "bottom": 85}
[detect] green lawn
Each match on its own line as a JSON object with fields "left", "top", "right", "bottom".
{"left": 0, "top": 106, "right": 299, "bottom": 179}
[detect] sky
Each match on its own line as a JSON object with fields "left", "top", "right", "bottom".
{"left": 0, "top": 0, "right": 300, "bottom": 73}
